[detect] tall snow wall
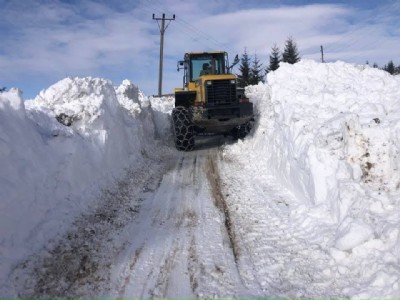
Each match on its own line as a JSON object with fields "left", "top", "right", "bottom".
{"left": 230, "top": 60, "right": 400, "bottom": 255}
{"left": 0, "top": 77, "right": 165, "bottom": 289}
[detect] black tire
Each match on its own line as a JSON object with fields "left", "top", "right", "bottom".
{"left": 232, "top": 121, "right": 252, "bottom": 140}
{"left": 172, "top": 106, "right": 195, "bottom": 151}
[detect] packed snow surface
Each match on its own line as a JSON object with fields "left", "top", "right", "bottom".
{"left": 0, "top": 60, "right": 399, "bottom": 298}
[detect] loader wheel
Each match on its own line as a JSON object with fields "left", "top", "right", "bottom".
{"left": 232, "top": 122, "right": 252, "bottom": 140}
{"left": 172, "top": 106, "right": 195, "bottom": 151}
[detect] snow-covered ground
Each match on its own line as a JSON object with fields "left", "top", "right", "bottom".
{"left": 0, "top": 60, "right": 399, "bottom": 298}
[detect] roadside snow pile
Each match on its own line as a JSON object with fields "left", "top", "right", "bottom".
{"left": 115, "top": 79, "right": 146, "bottom": 117}
{"left": 148, "top": 95, "right": 175, "bottom": 141}
{"left": 115, "top": 79, "right": 174, "bottom": 140}
{"left": 0, "top": 78, "right": 164, "bottom": 290}
{"left": 230, "top": 60, "right": 400, "bottom": 297}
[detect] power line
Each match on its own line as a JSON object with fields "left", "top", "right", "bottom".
{"left": 140, "top": 0, "right": 227, "bottom": 50}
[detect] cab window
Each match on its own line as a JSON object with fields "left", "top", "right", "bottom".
{"left": 190, "top": 53, "right": 225, "bottom": 81}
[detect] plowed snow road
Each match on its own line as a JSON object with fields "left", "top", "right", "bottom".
{"left": 115, "top": 149, "right": 244, "bottom": 298}
{"left": 11, "top": 137, "right": 364, "bottom": 298}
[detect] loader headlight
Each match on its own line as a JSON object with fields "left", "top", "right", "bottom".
{"left": 206, "top": 80, "right": 212, "bottom": 86}
{"left": 230, "top": 79, "right": 236, "bottom": 84}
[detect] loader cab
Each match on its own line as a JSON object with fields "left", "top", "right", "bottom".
{"left": 177, "top": 51, "right": 229, "bottom": 87}
{"left": 189, "top": 52, "right": 227, "bottom": 80}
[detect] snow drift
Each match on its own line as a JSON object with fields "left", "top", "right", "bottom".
{"left": 0, "top": 77, "right": 170, "bottom": 290}
{"left": 242, "top": 59, "right": 400, "bottom": 220}
{"left": 230, "top": 60, "right": 400, "bottom": 297}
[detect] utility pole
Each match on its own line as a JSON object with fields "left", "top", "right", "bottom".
{"left": 153, "top": 13, "right": 175, "bottom": 97}
{"left": 320, "top": 45, "right": 325, "bottom": 63}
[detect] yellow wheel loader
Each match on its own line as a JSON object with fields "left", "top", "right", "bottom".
{"left": 173, "top": 51, "right": 254, "bottom": 151}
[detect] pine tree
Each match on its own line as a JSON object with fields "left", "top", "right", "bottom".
{"left": 396, "top": 65, "right": 400, "bottom": 75}
{"left": 372, "top": 62, "right": 379, "bottom": 68}
{"left": 249, "top": 53, "right": 264, "bottom": 84}
{"left": 267, "top": 44, "right": 281, "bottom": 73}
{"left": 237, "top": 48, "right": 251, "bottom": 87}
{"left": 384, "top": 60, "right": 395, "bottom": 75}
{"left": 0, "top": 87, "right": 6, "bottom": 93}
{"left": 282, "top": 36, "right": 300, "bottom": 64}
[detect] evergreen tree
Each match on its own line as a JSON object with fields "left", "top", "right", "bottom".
{"left": 249, "top": 53, "right": 264, "bottom": 84}
{"left": 396, "top": 65, "right": 400, "bottom": 75}
{"left": 0, "top": 87, "right": 6, "bottom": 93}
{"left": 384, "top": 60, "right": 395, "bottom": 75}
{"left": 267, "top": 44, "right": 281, "bottom": 73}
{"left": 282, "top": 36, "right": 300, "bottom": 64}
{"left": 237, "top": 48, "right": 251, "bottom": 87}
{"left": 372, "top": 62, "right": 379, "bottom": 68}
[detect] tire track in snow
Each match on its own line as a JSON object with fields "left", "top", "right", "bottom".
{"left": 206, "top": 154, "right": 240, "bottom": 263}
{"left": 187, "top": 236, "right": 202, "bottom": 295}
{"left": 114, "top": 153, "right": 202, "bottom": 298}
{"left": 147, "top": 244, "right": 180, "bottom": 298}
{"left": 117, "top": 244, "right": 144, "bottom": 299}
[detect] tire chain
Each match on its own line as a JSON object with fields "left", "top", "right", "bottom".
{"left": 172, "top": 107, "right": 195, "bottom": 151}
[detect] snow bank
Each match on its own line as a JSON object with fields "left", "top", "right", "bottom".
{"left": 0, "top": 77, "right": 164, "bottom": 290}
{"left": 229, "top": 60, "right": 400, "bottom": 297}
{"left": 148, "top": 95, "right": 175, "bottom": 141}
{"left": 245, "top": 61, "right": 400, "bottom": 206}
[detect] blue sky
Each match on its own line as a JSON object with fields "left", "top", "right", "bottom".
{"left": 1, "top": 0, "right": 399, "bottom": 99}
